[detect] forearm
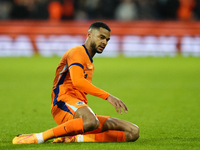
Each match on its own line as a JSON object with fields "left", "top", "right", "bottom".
{"left": 70, "top": 66, "right": 110, "bottom": 99}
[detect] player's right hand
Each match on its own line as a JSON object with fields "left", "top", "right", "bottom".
{"left": 106, "top": 95, "right": 128, "bottom": 114}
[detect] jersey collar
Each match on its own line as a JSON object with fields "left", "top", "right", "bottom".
{"left": 82, "top": 45, "right": 93, "bottom": 63}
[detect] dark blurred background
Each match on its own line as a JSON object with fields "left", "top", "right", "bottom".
{"left": 0, "top": 0, "right": 200, "bottom": 21}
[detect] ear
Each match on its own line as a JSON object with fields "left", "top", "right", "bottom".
{"left": 87, "top": 31, "right": 92, "bottom": 39}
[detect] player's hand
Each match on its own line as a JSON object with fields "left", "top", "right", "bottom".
{"left": 106, "top": 95, "right": 128, "bottom": 114}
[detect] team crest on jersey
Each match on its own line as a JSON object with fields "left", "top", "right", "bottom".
{"left": 76, "top": 102, "right": 85, "bottom": 105}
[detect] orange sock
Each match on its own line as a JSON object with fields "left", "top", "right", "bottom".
{"left": 42, "top": 118, "right": 84, "bottom": 141}
{"left": 42, "top": 129, "right": 55, "bottom": 141}
{"left": 52, "top": 118, "right": 84, "bottom": 137}
{"left": 95, "top": 130, "right": 125, "bottom": 142}
{"left": 76, "top": 131, "right": 125, "bottom": 142}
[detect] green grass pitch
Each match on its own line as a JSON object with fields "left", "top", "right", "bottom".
{"left": 0, "top": 56, "right": 200, "bottom": 150}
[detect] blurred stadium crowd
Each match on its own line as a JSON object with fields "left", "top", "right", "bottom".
{"left": 0, "top": 0, "right": 200, "bottom": 21}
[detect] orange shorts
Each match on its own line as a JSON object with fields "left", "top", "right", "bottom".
{"left": 51, "top": 96, "right": 88, "bottom": 125}
{"left": 51, "top": 96, "right": 110, "bottom": 132}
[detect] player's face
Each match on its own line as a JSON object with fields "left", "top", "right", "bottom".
{"left": 90, "top": 27, "right": 110, "bottom": 54}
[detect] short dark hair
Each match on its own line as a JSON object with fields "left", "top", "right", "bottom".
{"left": 89, "top": 22, "right": 111, "bottom": 32}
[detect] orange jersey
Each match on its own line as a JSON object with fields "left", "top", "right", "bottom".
{"left": 51, "top": 45, "right": 110, "bottom": 107}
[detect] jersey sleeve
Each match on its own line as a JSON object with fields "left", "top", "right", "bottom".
{"left": 69, "top": 65, "right": 110, "bottom": 100}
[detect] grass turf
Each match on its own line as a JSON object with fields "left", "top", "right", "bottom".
{"left": 0, "top": 56, "right": 200, "bottom": 150}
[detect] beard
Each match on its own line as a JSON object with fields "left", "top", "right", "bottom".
{"left": 90, "top": 41, "right": 102, "bottom": 54}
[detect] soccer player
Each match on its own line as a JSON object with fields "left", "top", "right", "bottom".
{"left": 12, "top": 22, "right": 139, "bottom": 144}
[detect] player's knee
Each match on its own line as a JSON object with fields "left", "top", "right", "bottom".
{"left": 126, "top": 125, "right": 139, "bottom": 142}
{"left": 83, "top": 116, "right": 99, "bottom": 132}
{"left": 90, "top": 118, "right": 99, "bottom": 130}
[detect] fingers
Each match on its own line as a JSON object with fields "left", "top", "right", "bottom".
{"left": 113, "top": 102, "right": 119, "bottom": 113}
{"left": 122, "top": 101, "right": 129, "bottom": 112}
{"left": 115, "top": 101, "right": 123, "bottom": 114}
{"left": 117, "top": 100, "right": 128, "bottom": 114}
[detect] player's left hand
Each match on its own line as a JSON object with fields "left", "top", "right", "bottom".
{"left": 106, "top": 95, "right": 129, "bottom": 114}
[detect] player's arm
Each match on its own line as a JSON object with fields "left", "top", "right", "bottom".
{"left": 70, "top": 65, "right": 128, "bottom": 114}
{"left": 70, "top": 65, "right": 109, "bottom": 100}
